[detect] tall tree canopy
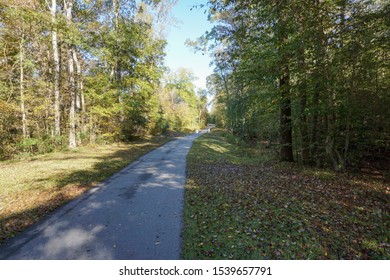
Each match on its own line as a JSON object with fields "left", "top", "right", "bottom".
{"left": 202, "top": 0, "right": 389, "bottom": 170}
{"left": 0, "top": 0, "right": 205, "bottom": 159}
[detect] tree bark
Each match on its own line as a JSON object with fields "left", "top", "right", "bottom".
{"left": 73, "top": 51, "right": 81, "bottom": 110}
{"left": 51, "top": 0, "right": 61, "bottom": 137}
{"left": 112, "top": 0, "right": 124, "bottom": 123}
{"left": 113, "top": 0, "right": 119, "bottom": 30}
{"left": 279, "top": 65, "right": 294, "bottom": 162}
{"left": 295, "top": 11, "right": 309, "bottom": 164}
{"left": 19, "top": 32, "right": 28, "bottom": 139}
{"left": 277, "top": 0, "right": 294, "bottom": 162}
{"left": 310, "top": 84, "right": 319, "bottom": 163}
{"left": 299, "top": 86, "right": 309, "bottom": 164}
{"left": 73, "top": 50, "right": 86, "bottom": 135}
{"left": 65, "top": 0, "right": 76, "bottom": 148}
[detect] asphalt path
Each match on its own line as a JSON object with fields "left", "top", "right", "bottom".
{"left": 0, "top": 132, "right": 204, "bottom": 260}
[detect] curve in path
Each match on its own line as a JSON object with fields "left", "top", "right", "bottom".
{"left": 0, "top": 132, "right": 204, "bottom": 260}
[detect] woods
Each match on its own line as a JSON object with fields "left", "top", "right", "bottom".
{"left": 203, "top": 0, "right": 389, "bottom": 170}
{"left": 2, "top": 0, "right": 388, "bottom": 169}
{"left": 0, "top": 0, "right": 388, "bottom": 262}
{"left": 0, "top": 0, "right": 207, "bottom": 160}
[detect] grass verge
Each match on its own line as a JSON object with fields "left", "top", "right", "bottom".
{"left": 182, "top": 130, "right": 389, "bottom": 259}
{"left": 0, "top": 133, "right": 183, "bottom": 245}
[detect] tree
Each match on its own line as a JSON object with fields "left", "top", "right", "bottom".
{"left": 64, "top": 0, "right": 77, "bottom": 148}
{"left": 50, "top": 0, "right": 61, "bottom": 137}
{"left": 202, "top": 0, "right": 390, "bottom": 169}
{"left": 160, "top": 68, "right": 202, "bottom": 132}
{"left": 0, "top": 0, "right": 177, "bottom": 159}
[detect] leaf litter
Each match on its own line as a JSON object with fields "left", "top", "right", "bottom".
{"left": 182, "top": 131, "right": 389, "bottom": 259}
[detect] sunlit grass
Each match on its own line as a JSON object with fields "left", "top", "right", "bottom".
{"left": 301, "top": 169, "right": 337, "bottom": 181}
{"left": 202, "top": 142, "right": 229, "bottom": 154}
{"left": 0, "top": 135, "right": 180, "bottom": 245}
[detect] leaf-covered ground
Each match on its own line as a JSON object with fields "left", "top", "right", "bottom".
{"left": 0, "top": 133, "right": 184, "bottom": 245}
{"left": 182, "top": 131, "right": 389, "bottom": 259}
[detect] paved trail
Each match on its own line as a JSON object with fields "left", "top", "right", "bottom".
{"left": 0, "top": 133, "right": 203, "bottom": 259}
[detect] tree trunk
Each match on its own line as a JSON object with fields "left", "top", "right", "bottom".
{"left": 113, "top": 0, "right": 119, "bottom": 30}
{"left": 65, "top": 0, "right": 76, "bottom": 148}
{"left": 299, "top": 89, "right": 309, "bottom": 164}
{"left": 279, "top": 65, "right": 294, "bottom": 162}
{"left": 295, "top": 13, "right": 309, "bottom": 164}
{"left": 73, "top": 50, "right": 86, "bottom": 138}
{"left": 72, "top": 51, "right": 82, "bottom": 111}
{"left": 310, "top": 1, "right": 326, "bottom": 166}
{"left": 19, "top": 32, "right": 28, "bottom": 139}
{"left": 310, "top": 84, "right": 320, "bottom": 164}
{"left": 220, "top": 69, "right": 232, "bottom": 132}
{"left": 277, "top": 0, "right": 294, "bottom": 162}
{"left": 112, "top": 0, "right": 124, "bottom": 123}
{"left": 51, "top": 0, "right": 61, "bottom": 137}
{"left": 68, "top": 51, "right": 77, "bottom": 149}
{"left": 74, "top": 50, "right": 86, "bottom": 133}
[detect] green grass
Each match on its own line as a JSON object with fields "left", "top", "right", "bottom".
{"left": 182, "top": 130, "right": 389, "bottom": 259}
{"left": 0, "top": 134, "right": 183, "bottom": 245}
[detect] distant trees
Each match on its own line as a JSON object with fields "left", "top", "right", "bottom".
{"left": 0, "top": 0, "right": 204, "bottom": 160}
{"left": 160, "top": 68, "right": 208, "bottom": 132}
{"left": 204, "top": 0, "right": 389, "bottom": 170}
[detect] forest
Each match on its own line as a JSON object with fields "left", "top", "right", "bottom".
{"left": 0, "top": 0, "right": 207, "bottom": 160}
{"left": 1, "top": 0, "right": 389, "bottom": 171}
{"left": 202, "top": 0, "right": 389, "bottom": 171}
{"left": 0, "top": 0, "right": 389, "bottom": 261}
{"left": 181, "top": 0, "right": 389, "bottom": 260}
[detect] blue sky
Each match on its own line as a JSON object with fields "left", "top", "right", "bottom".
{"left": 164, "top": 1, "right": 214, "bottom": 90}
